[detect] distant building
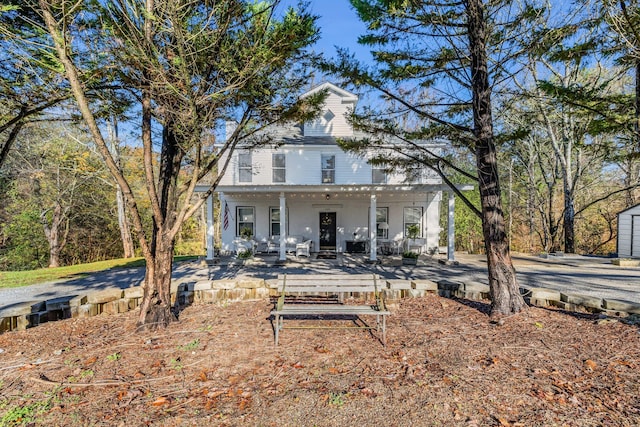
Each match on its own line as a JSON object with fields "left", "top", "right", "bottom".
{"left": 617, "top": 204, "right": 640, "bottom": 258}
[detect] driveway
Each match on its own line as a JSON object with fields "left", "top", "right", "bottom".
{"left": 1, "top": 253, "right": 639, "bottom": 317}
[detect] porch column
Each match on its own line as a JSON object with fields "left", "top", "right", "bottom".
{"left": 206, "top": 194, "right": 215, "bottom": 261}
{"left": 279, "top": 192, "right": 287, "bottom": 261}
{"left": 370, "top": 193, "right": 377, "bottom": 262}
{"left": 447, "top": 191, "right": 455, "bottom": 262}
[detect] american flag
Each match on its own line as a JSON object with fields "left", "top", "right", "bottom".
{"left": 223, "top": 202, "right": 230, "bottom": 230}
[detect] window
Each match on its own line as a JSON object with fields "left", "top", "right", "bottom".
{"left": 272, "top": 153, "right": 285, "bottom": 183}
{"left": 376, "top": 207, "right": 389, "bottom": 238}
{"left": 372, "top": 164, "right": 387, "bottom": 184}
{"left": 238, "top": 152, "right": 252, "bottom": 182}
{"left": 323, "top": 109, "right": 335, "bottom": 122}
{"left": 270, "top": 207, "right": 281, "bottom": 237}
{"left": 321, "top": 154, "right": 335, "bottom": 183}
{"left": 403, "top": 207, "right": 422, "bottom": 237}
{"left": 237, "top": 207, "right": 255, "bottom": 237}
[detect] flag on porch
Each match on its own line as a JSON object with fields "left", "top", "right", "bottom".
{"left": 223, "top": 201, "right": 230, "bottom": 230}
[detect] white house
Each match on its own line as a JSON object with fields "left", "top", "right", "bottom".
{"left": 197, "top": 82, "right": 470, "bottom": 262}
{"left": 617, "top": 204, "right": 640, "bottom": 258}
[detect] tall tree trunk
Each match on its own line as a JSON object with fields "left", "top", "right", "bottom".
{"left": 526, "top": 154, "right": 536, "bottom": 252}
{"left": 134, "top": 0, "right": 180, "bottom": 330}
{"left": 137, "top": 239, "right": 176, "bottom": 329}
{"left": 42, "top": 201, "right": 66, "bottom": 268}
{"left": 108, "top": 118, "right": 135, "bottom": 258}
{"left": 629, "top": 58, "right": 640, "bottom": 207}
{"left": 137, "top": 116, "right": 184, "bottom": 329}
{"left": 467, "top": 0, "right": 526, "bottom": 317}
{"left": 563, "top": 180, "right": 575, "bottom": 253}
{"left": 116, "top": 186, "right": 135, "bottom": 258}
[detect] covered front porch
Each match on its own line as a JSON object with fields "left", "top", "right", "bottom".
{"left": 196, "top": 184, "right": 472, "bottom": 264}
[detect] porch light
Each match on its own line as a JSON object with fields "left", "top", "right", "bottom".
{"left": 325, "top": 194, "right": 330, "bottom": 200}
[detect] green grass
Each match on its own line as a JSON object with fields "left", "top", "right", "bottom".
{"left": 0, "top": 256, "right": 197, "bottom": 289}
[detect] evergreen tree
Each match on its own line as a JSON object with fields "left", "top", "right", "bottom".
{"left": 322, "top": 0, "right": 543, "bottom": 316}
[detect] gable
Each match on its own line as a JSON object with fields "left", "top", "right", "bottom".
{"left": 302, "top": 82, "right": 358, "bottom": 138}
{"left": 618, "top": 203, "right": 640, "bottom": 216}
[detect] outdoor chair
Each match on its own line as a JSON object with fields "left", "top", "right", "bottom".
{"left": 266, "top": 237, "right": 279, "bottom": 254}
{"left": 389, "top": 238, "right": 404, "bottom": 255}
{"left": 295, "top": 240, "right": 313, "bottom": 257}
{"left": 285, "top": 235, "right": 304, "bottom": 253}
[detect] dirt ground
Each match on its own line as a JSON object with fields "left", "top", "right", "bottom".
{"left": 0, "top": 293, "right": 639, "bottom": 426}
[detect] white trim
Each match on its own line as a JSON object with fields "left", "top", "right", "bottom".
{"left": 197, "top": 183, "right": 474, "bottom": 194}
{"left": 300, "top": 82, "right": 358, "bottom": 103}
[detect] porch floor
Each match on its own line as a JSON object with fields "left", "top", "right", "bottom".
{"left": 209, "top": 251, "right": 442, "bottom": 268}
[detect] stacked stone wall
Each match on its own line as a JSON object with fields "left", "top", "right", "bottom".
{"left": 2, "top": 278, "right": 639, "bottom": 333}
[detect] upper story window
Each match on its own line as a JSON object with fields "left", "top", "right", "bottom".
{"left": 272, "top": 153, "right": 285, "bottom": 183}
{"left": 372, "top": 164, "right": 387, "bottom": 184}
{"left": 238, "top": 152, "right": 252, "bottom": 182}
{"left": 321, "top": 154, "right": 335, "bottom": 183}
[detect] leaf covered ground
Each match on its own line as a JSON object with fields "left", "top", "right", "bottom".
{"left": 0, "top": 294, "right": 639, "bottom": 426}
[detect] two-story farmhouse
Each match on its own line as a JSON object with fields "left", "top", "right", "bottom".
{"left": 198, "top": 82, "right": 468, "bottom": 262}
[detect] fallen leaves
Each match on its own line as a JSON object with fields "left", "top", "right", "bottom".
{"left": 150, "top": 396, "right": 171, "bottom": 407}
{"left": 2, "top": 297, "right": 640, "bottom": 426}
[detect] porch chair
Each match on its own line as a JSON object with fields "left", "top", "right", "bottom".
{"left": 266, "top": 236, "right": 279, "bottom": 254}
{"left": 389, "top": 238, "right": 405, "bottom": 255}
{"left": 295, "top": 239, "right": 313, "bottom": 257}
{"left": 285, "top": 235, "right": 304, "bottom": 254}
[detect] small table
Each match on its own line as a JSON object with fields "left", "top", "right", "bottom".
{"left": 376, "top": 239, "right": 391, "bottom": 255}
{"left": 345, "top": 240, "right": 367, "bottom": 253}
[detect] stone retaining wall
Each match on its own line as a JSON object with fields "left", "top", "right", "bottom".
{"left": 2, "top": 278, "right": 639, "bottom": 334}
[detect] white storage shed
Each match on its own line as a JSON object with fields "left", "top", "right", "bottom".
{"left": 617, "top": 204, "right": 640, "bottom": 258}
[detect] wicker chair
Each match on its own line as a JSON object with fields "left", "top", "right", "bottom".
{"left": 295, "top": 240, "right": 313, "bottom": 257}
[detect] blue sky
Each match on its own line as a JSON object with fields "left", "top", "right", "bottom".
{"left": 305, "top": 1, "right": 370, "bottom": 61}
{"left": 283, "top": 0, "right": 372, "bottom": 64}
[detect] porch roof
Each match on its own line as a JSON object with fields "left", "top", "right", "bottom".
{"left": 195, "top": 183, "right": 473, "bottom": 195}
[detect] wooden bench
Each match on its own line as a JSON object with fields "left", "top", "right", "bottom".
{"left": 270, "top": 274, "right": 390, "bottom": 346}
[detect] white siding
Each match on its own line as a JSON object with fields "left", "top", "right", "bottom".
{"left": 303, "top": 90, "right": 354, "bottom": 137}
{"left": 218, "top": 145, "right": 442, "bottom": 186}
{"left": 219, "top": 192, "right": 441, "bottom": 254}
{"left": 633, "top": 216, "right": 640, "bottom": 257}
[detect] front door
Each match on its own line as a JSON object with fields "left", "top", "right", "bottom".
{"left": 319, "top": 212, "right": 337, "bottom": 251}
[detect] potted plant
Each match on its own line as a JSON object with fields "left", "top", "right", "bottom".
{"left": 239, "top": 227, "right": 253, "bottom": 240}
{"left": 406, "top": 224, "right": 420, "bottom": 240}
{"left": 402, "top": 224, "right": 422, "bottom": 264}
{"left": 236, "top": 249, "right": 252, "bottom": 260}
{"left": 402, "top": 250, "right": 419, "bottom": 265}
